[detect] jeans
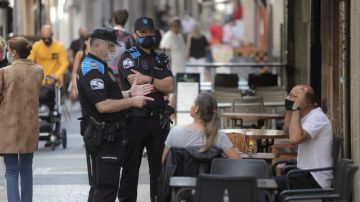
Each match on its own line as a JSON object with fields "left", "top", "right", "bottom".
{"left": 3, "top": 153, "right": 34, "bottom": 202}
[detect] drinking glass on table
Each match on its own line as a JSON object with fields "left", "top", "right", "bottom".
{"left": 245, "top": 131, "right": 256, "bottom": 157}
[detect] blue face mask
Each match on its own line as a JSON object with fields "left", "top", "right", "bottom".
{"left": 7, "top": 51, "right": 13, "bottom": 64}
{"left": 136, "top": 35, "right": 156, "bottom": 49}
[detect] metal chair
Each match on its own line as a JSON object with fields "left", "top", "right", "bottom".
{"left": 272, "top": 136, "right": 343, "bottom": 177}
{"left": 280, "top": 160, "right": 358, "bottom": 202}
{"left": 214, "top": 73, "right": 239, "bottom": 89}
{"left": 194, "top": 174, "right": 258, "bottom": 202}
{"left": 231, "top": 96, "right": 264, "bottom": 128}
{"left": 210, "top": 159, "right": 272, "bottom": 201}
{"left": 159, "top": 146, "right": 223, "bottom": 202}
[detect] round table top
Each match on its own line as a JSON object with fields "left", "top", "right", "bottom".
{"left": 221, "top": 128, "right": 288, "bottom": 139}
{"left": 221, "top": 112, "right": 285, "bottom": 121}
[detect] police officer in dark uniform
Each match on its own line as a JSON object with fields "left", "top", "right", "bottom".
{"left": 118, "top": 17, "right": 174, "bottom": 202}
{"left": 76, "top": 28, "right": 154, "bottom": 202}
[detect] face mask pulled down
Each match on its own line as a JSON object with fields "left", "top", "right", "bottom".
{"left": 106, "top": 51, "right": 115, "bottom": 62}
{"left": 284, "top": 98, "right": 294, "bottom": 111}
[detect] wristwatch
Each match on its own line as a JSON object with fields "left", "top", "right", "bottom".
{"left": 292, "top": 104, "right": 301, "bottom": 111}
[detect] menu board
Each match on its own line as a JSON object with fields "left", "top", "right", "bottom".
{"left": 176, "top": 73, "right": 200, "bottom": 125}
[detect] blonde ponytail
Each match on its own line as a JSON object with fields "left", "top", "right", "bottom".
{"left": 195, "top": 93, "right": 220, "bottom": 152}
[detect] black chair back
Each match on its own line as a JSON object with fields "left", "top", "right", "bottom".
{"left": 332, "top": 136, "right": 343, "bottom": 166}
{"left": 157, "top": 146, "right": 223, "bottom": 202}
{"left": 333, "top": 159, "right": 353, "bottom": 189}
{"left": 214, "top": 74, "right": 239, "bottom": 88}
{"left": 194, "top": 174, "right": 257, "bottom": 202}
{"left": 211, "top": 158, "right": 270, "bottom": 178}
{"left": 248, "top": 73, "right": 277, "bottom": 88}
{"left": 336, "top": 163, "right": 358, "bottom": 201}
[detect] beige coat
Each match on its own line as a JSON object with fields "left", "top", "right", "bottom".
{"left": 0, "top": 59, "right": 44, "bottom": 153}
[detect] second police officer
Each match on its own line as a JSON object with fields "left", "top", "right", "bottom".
{"left": 76, "top": 28, "right": 154, "bottom": 202}
{"left": 118, "top": 17, "right": 174, "bottom": 202}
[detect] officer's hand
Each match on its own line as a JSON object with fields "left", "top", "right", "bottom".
{"left": 128, "top": 69, "right": 152, "bottom": 85}
{"left": 131, "top": 96, "right": 154, "bottom": 108}
{"left": 130, "top": 77, "right": 154, "bottom": 96}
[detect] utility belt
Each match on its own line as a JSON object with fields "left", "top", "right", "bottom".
{"left": 131, "top": 108, "right": 162, "bottom": 118}
{"left": 79, "top": 116, "right": 127, "bottom": 153}
{"left": 131, "top": 105, "right": 175, "bottom": 129}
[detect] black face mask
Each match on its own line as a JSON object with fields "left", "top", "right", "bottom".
{"left": 81, "top": 35, "right": 89, "bottom": 41}
{"left": 285, "top": 98, "right": 294, "bottom": 111}
{"left": 136, "top": 35, "right": 156, "bottom": 49}
{"left": 42, "top": 37, "right": 53, "bottom": 46}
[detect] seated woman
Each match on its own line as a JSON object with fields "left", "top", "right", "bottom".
{"left": 162, "top": 93, "right": 239, "bottom": 161}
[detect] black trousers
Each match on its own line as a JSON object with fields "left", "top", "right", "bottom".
{"left": 274, "top": 171, "right": 321, "bottom": 202}
{"left": 39, "top": 85, "right": 55, "bottom": 111}
{"left": 86, "top": 132, "right": 125, "bottom": 202}
{"left": 118, "top": 116, "right": 168, "bottom": 202}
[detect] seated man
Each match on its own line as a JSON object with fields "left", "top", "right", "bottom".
{"left": 274, "top": 85, "right": 333, "bottom": 192}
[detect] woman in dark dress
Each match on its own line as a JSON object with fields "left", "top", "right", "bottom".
{"left": 186, "top": 24, "right": 211, "bottom": 81}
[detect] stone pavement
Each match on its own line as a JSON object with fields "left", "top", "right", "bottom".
{"left": 0, "top": 103, "right": 152, "bottom": 202}
{"left": 0, "top": 156, "right": 151, "bottom": 202}
{"left": 0, "top": 184, "right": 150, "bottom": 202}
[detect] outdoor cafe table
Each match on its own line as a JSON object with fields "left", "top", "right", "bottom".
{"left": 222, "top": 128, "right": 287, "bottom": 139}
{"left": 222, "top": 128, "right": 288, "bottom": 152}
{"left": 221, "top": 112, "right": 285, "bottom": 129}
{"left": 170, "top": 176, "right": 278, "bottom": 202}
{"left": 218, "top": 101, "right": 284, "bottom": 129}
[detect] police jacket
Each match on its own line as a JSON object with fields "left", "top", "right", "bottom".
{"left": 119, "top": 46, "right": 173, "bottom": 110}
{"left": 77, "top": 53, "right": 128, "bottom": 123}
{"left": 156, "top": 146, "right": 223, "bottom": 202}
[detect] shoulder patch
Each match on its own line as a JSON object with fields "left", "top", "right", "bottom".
{"left": 126, "top": 47, "right": 141, "bottom": 60}
{"left": 122, "top": 58, "right": 135, "bottom": 69}
{"left": 81, "top": 57, "right": 105, "bottom": 76}
{"left": 90, "top": 78, "right": 105, "bottom": 90}
{"left": 141, "top": 60, "right": 148, "bottom": 70}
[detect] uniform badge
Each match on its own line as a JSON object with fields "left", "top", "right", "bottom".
{"left": 108, "top": 71, "right": 116, "bottom": 82}
{"left": 90, "top": 62, "right": 98, "bottom": 70}
{"left": 143, "top": 18, "right": 148, "bottom": 24}
{"left": 141, "top": 60, "right": 148, "bottom": 70}
{"left": 154, "top": 66, "right": 163, "bottom": 71}
{"left": 90, "top": 78, "right": 104, "bottom": 90}
{"left": 123, "top": 58, "right": 135, "bottom": 69}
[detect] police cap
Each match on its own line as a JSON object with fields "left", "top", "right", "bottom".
{"left": 89, "top": 28, "right": 118, "bottom": 45}
{"left": 134, "top": 17, "right": 154, "bottom": 32}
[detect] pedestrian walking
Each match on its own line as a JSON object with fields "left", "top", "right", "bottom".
{"left": 0, "top": 36, "right": 44, "bottom": 202}
{"left": 0, "top": 37, "right": 9, "bottom": 68}
{"left": 108, "top": 9, "right": 137, "bottom": 89}
{"left": 186, "top": 24, "right": 211, "bottom": 81}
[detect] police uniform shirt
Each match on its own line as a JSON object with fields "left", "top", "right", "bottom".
{"left": 119, "top": 46, "right": 173, "bottom": 109}
{"left": 77, "top": 53, "right": 127, "bottom": 122}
